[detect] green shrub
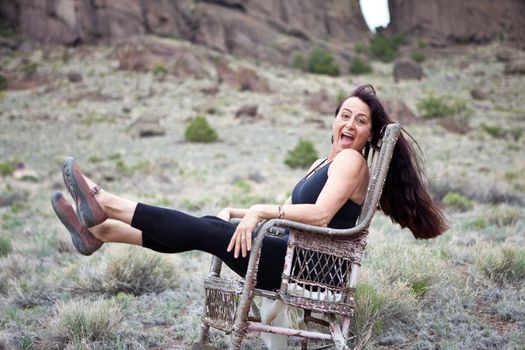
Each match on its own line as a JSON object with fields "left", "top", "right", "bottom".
{"left": 0, "top": 19, "right": 16, "bottom": 38}
{"left": 411, "top": 51, "right": 426, "bottom": 63}
{"left": 0, "top": 160, "right": 16, "bottom": 176}
{"left": 306, "top": 48, "right": 340, "bottom": 76}
{"left": 152, "top": 63, "right": 168, "bottom": 76}
{"left": 0, "top": 74, "right": 7, "bottom": 91}
{"left": 184, "top": 116, "right": 218, "bottom": 143}
{"left": 0, "top": 236, "right": 12, "bottom": 257}
{"left": 355, "top": 42, "right": 368, "bottom": 55}
{"left": 48, "top": 298, "right": 122, "bottom": 344}
{"left": 466, "top": 217, "right": 488, "bottom": 230}
{"left": 350, "top": 57, "right": 372, "bottom": 75}
{"left": 22, "top": 62, "right": 38, "bottom": 78}
{"left": 336, "top": 90, "right": 346, "bottom": 104}
{"left": 291, "top": 54, "right": 305, "bottom": 71}
{"left": 369, "top": 34, "right": 405, "bottom": 62}
{"left": 443, "top": 192, "right": 473, "bottom": 212}
{"left": 284, "top": 139, "right": 319, "bottom": 169}
{"left": 417, "top": 96, "right": 468, "bottom": 119}
{"left": 481, "top": 124, "right": 523, "bottom": 140}
{"left": 481, "top": 124, "right": 506, "bottom": 138}
{"left": 417, "top": 37, "right": 427, "bottom": 49}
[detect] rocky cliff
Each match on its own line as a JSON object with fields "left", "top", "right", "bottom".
{"left": 387, "top": 0, "right": 525, "bottom": 47}
{"left": 0, "top": 0, "right": 371, "bottom": 66}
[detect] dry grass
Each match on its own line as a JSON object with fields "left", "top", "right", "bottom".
{"left": 43, "top": 298, "right": 122, "bottom": 348}
{"left": 69, "top": 246, "right": 179, "bottom": 295}
{"left": 475, "top": 243, "right": 525, "bottom": 285}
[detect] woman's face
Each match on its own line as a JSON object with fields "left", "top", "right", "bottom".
{"left": 332, "top": 96, "right": 372, "bottom": 154}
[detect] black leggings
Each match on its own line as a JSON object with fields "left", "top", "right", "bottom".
{"left": 131, "top": 203, "right": 288, "bottom": 291}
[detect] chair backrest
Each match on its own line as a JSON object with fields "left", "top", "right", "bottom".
{"left": 278, "top": 123, "right": 401, "bottom": 315}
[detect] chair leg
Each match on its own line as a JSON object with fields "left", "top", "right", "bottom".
{"left": 197, "top": 322, "right": 210, "bottom": 345}
{"left": 301, "top": 310, "right": 312, "bottom": 350}
{"left": 328, "top": 314, "right": 350, "bottom": 350}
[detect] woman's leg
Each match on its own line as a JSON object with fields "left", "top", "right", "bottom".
{"left": 81, "top": 175, "right": 138, "bottom": 226}
{"left": 90, "top": 219, "right": 142, "bottom": 246}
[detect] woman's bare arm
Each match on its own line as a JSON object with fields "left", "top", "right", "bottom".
{"left": 227, "top": 149, "right": 368, "bottom": 257}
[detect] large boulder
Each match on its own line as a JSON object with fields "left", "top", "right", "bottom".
{"left": 393, "top": 60, "right": 423, "bottom": 82}
{"left": 504, "top": 60, "right": 525, "bottom": 75}
{"left": 113, "top": 37, "right": 213, "bottom": 79}
{"left": 216, "top": 61, "right": 270, "bottom": 92}
{"left": 387, "top": 0, "right": 525, "bottom": 47}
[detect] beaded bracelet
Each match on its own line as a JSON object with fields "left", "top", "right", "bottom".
{"left": 278, "top": 205, "right": 284, "bottom": 219}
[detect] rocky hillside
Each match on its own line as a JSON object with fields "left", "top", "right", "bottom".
{"left": 0, "top": 0, "right": 370, "bottom": 67}
{"left": 387, "top": 0, "right": 525, "bottom": 47}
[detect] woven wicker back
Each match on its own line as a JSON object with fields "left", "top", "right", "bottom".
{"left": 278, "top": 123, "right": 401, "bottom": 315}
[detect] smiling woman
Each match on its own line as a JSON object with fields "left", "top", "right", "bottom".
{"left": 51, "top": 84, "right": 447, "bottom": 295}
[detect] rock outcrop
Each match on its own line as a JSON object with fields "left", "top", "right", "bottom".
{"left": 387, "top": 0, "right": 525, "bottom": 47}
{"left": 0, "top": 0, "right": 371, "bottom": 67}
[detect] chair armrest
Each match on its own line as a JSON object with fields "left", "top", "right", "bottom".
{"left": 260, "top": 218, "right": 369, "bottom": 239}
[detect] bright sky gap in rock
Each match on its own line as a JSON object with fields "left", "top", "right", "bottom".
{"left": 360, "top": 0, "right": 390, "bottom": 32}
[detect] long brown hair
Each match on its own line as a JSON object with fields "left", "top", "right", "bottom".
{"left": 335, "top": 84, "right": 448, "bottom": 239}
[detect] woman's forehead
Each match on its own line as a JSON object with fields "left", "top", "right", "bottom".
{"left": 341, "top": 97, "right": 371, "bottom": 116}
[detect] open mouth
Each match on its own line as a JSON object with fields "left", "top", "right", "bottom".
{"left": 340, "top": 132, "right": 354, "bottom": 145}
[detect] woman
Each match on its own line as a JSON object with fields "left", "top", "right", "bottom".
{"left": 52, "top": 84, "right": 447, "bottom": 291}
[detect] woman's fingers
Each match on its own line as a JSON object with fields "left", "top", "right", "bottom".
{"left": 226, "top": 226, "right": 253, "bottom": 258}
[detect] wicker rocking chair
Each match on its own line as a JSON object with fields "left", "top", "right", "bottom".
{"left": 194, "top": 123, "right": 401, "bottom": 349}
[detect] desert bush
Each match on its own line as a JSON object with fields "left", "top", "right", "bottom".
{"left": 481, "top": 124, "right": 506, "bottom": 138}
{"left": 352, "top": 283, "right": 384, "bottom": 338}
{"left": 411, "top": 51, "right": 426, "bottom": 63}
{"left": 152, "top": 63, "right": 168, "bottom": 76}
{"left": 369, "top": 34, "right": 405, "bottom": 62}
{"left": 466, "top": 217, "right": 488, "bottom": 230}
{"left": 0, "top": 74, "right": 7, "bottom": 91}
{"left": 365, "top": 243, "right": 451, "bottom": 298}
{"left": 476, "top": 245, "right": 525, "bottom": 285}
{"left": 0, "top": 160, "right": 17, "bottom": 176}
{"left": 350, "top": 57, "right": 372, "bottom": 75}
{"left": 0, "top": 254, "right": 28, "bottom": 294}
{"left": 291, "top": 54, "right": 305, "bottom": 71}
{"left": 352, "top": 277, "right": 417, "bottom": 347}
{"left": 443, "top": 192, "right": 474, "bottom": 212}
{"left": 0, "top": 236, "right": 12, "bottom": 257}
{"left": 47, "top": 298, "right": 122, "bottom": 346}
{"left": 481, "top": 124, "right": 523, "bottom": 140}
{"left": 185, "top": 116, "right": 218, "bottom": 143}
{"left": 284, "top": 139, "right": 319, "bottom": 169}
{"left": 71, "top": 246, "right": 179, "bottom": 295}
{"left": 355, "top": 42, "right": 368, "bottom": 55}
{"left": 22, "top": 62, "right": 38, "bottom": 78}
{"left": 484, "top": 204, "right": 522, "bottom": 227}
{"left": 8, "top": 277, "right": 56, "bottom": 308}
{"left": 493, "top": 298, "right": 525, "bottom": 322}
{"left": 306, "top": 47, "right": 340, "bottom": 76}
{"left": 417, "top": 96, "right": 468, "bottom": 119}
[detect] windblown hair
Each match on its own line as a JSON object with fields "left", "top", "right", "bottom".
{"left": 335, "top": 84, "right": 448, "bottom": 239}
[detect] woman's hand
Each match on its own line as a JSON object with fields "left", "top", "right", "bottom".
{"left": 227, "top": 207, "right": 261, "bottom": 258}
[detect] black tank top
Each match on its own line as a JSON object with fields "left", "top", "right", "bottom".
{"left": 291, "top": 159, "right": 362, "bottom": 229}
